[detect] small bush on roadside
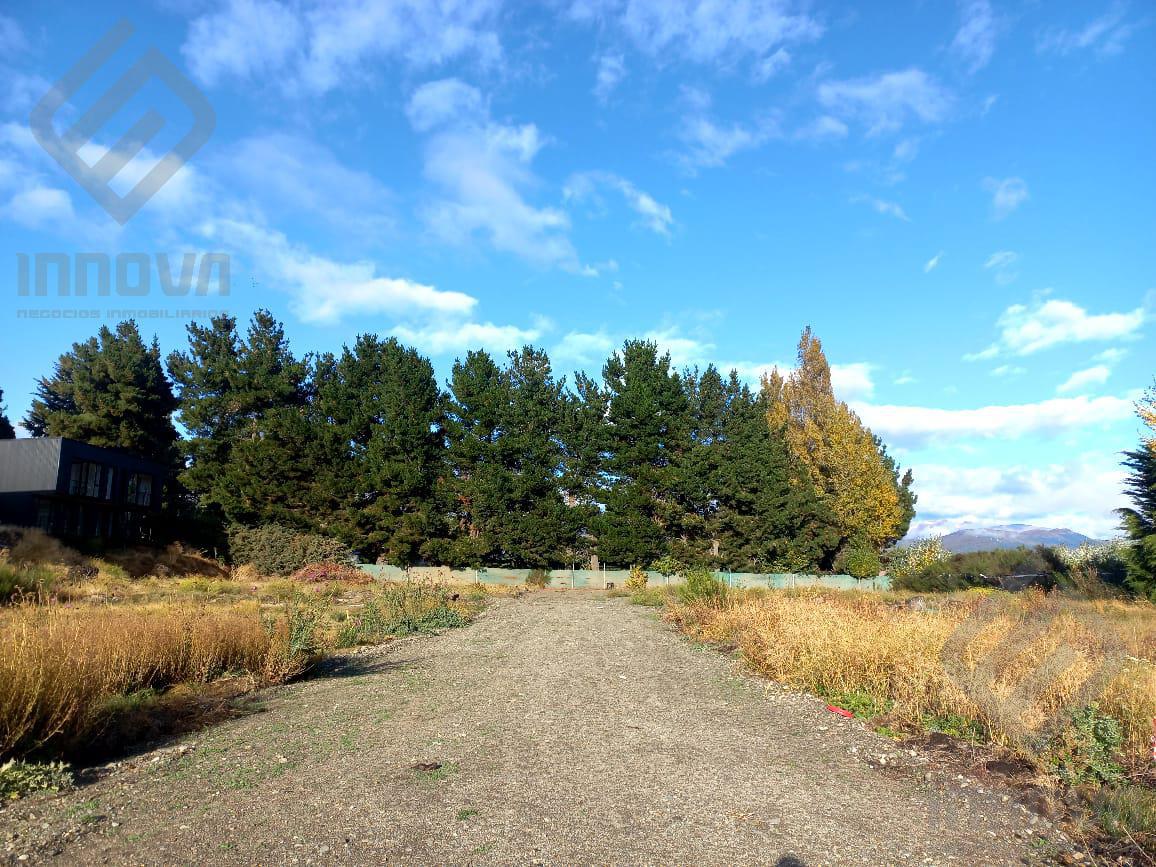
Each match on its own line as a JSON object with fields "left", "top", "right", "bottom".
{"left": 650, "top": 556, "right": 686, "bottom": 577}
{"left": 679, "top": 568, "right": 726, "bottom": 604}
{"left": 625, "top": 566, "right": 648, "bottom": 593}
{"left": 289, "top": 561, "right": 371, "bottom": 584}
{"left": 0, "top": 760, "right": 73, "bottom": 800}
{"left": 1091, "top": 784, "right": 1156, "bottom": 852}
{"left": 525, "top": 568, "right": 551, "bottom": 588}
{"left": 337, "top": 581, "right": 469, "bottom": 647}
{"left": 1050, "top": 703, "right": 1125, "bottom": 786}
{"left": 837, "top": 547, "right": 882, "bottom": 579}
{"left": 227, "top": 524, "right": 352, "bottom": 577}
{"left": 0, "top": 563, "right": 54, "bottom": 603}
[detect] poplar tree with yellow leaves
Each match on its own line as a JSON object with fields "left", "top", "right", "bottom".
{"left": 764, "top": 327, "right": 915, "bottom": 555}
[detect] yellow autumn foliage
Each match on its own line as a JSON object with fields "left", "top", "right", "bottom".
{"left": 765, "top": 328, "right": 904, "bottom": 548}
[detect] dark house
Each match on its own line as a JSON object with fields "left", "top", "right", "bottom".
{"left": 0, "top": 438, "right": 169, "bottom": 541}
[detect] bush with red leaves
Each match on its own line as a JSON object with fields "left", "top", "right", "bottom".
{"left": 288, "top": 562, "right": 372, "bottom": 584}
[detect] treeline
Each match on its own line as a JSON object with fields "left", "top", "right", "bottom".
{"left": 12, "top": 314, "right": 917, "bottom": 570}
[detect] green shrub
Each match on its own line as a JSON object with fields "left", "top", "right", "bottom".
{"left": 525, "top": 568, "right": 551, "bottom": 588}
{"left": 337, "top": 582, "right": 468, "bottom": 647}
{"left": 837, "top": 547, "right": 882, "bottom": 579}
{"left": 227, "top": 524, "right": 352, "bottom": 577}
{"left": 893, "top": 546, "right": 1056, "bottom": 592}
{"left": 650, "top": 555, "right": 686, "bottom": 577}
{"left": 289, "top": 562, "right": 371, "bottom": 584}
{"left": 1050, "top": 703, "right": 1125, "bottom": 785}
{"left": 886, "top": 537, "right": 949, "bottom": 578}
{"left": 679, "top": 568, "right": 726, "bottom": 604}
{"left": 0, "top": 563, "right": 54, "bottom": 604}
{"left": 0, "top": 760, "right": 73, "bottom": 800}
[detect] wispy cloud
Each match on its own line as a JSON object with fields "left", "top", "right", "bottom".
{"left": 983, "top": 249, "right": 1019, "bottom": 284}
{"left": 983, "top": 175, "right": 1028, "bottom": 219}
{"left": 817, "top": 68, "right": 953, "bottom": 136}
{"left": 183, "top": 0, "right": 503, "bottom": 93}
{"left": 1056, "top": 365, "right": 1110, "bottom": 394}
{"left": 853, "top": 195, "right": 910, "bottom": 221}
{"left": 565, "top": 171, "right": 674, "bottom": 236}
{"left": 593, "top": 52, "right": 626, "bottom": 102}
{"left": 924, "top": 251, "right": 943, "bottom": 273}
{"left": 1037, "top": 2, "right": 1139, "bottom": 57}
{"left": 951, "top": 0, "right": 999, "bottom": 73}
{"left": 676, "top": 89, "right": 779, "bottom": 169}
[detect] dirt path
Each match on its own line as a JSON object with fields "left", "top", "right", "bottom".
{"left": 2, "top": 592, "right": 1067, "bottom": 866}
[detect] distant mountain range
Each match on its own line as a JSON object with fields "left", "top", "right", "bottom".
{"left": 932, "top": 524, "right": 1101, "bottom": 553}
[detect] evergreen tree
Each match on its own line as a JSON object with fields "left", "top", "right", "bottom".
{"left": 313, "top": 335, "right": 443, "bottom": 564}
{"left": 595, "top": 340, "right": 690, "bottom": 567}
{"left": 714, "top": 374, "right": 839, "bottom": 570}
{"left": 0, "top": 387, "right": 14, "bottom": 439}
{"left": 25, "top": 320, "right": 178, "bottom": 464}
{"left": 437, "top": 350, "right": 508, "bottom": 565}
{"left": 670, "top": 365, "right": 728, "bottom": 565}
{"left": 557, "top": 371, "right": 607, "bottom": 564}
{"left": 1117, "top": 383, "right": 1156, "bottom": 600}
{"left": 167, "top": 310, "right": 311, "bottom": 526}
{"left": 437, "top": 346, "right": 575, "bottom": 567}
{"left": 765, "top": 327, "right": 911, "bottom": 552}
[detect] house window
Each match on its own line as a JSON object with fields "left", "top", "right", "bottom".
{"left": 68, "top": 462, "right": 103, "bottom": 498}
{"left": 126, "top": 473, "right": 153, "bottom": 507}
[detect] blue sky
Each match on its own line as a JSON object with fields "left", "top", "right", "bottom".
{"left": 1, "top": 0, "right": 1153, "bottom": 538}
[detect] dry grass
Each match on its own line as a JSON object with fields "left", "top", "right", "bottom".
{"left": 667, "top": 588, "right": 1156, "bottom": 775}
{"left": 0, "top": 601, "right": 312, "bottom": 760}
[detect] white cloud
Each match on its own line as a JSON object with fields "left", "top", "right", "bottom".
{"left": 983, "top": 249, "right": 1019, "bottom": 284}
{"left": 1056, "top": 365, "right": 1110, "bottom": 394}
{"left": 1037, "top": 3, "right": 1138, "bottom": 57}
{"left": 565, "top": 171, "right": 674, "bottom": 236}
{"left": 924, "top": 251, "right": 943, "bottom": 273}
{"left": 216, "top": 133, "right": 394, "bottom": 237}
{"left": 795, "top": 115, "right": 849, "bottom": 142}
{"left": 892, "top": 138, "right": 919, "bottom": 162}
{"left": 392, "top": 319, "right": 545, "bottom": 356}
{"left": 754, "top": 47, "right": 791, "bottom": 81}
{"left": 182, "top": 0, "right": 303, "bottom": 88}
{"left": 407, "top": 80, "right": 581, "bottom": 270}
{"left": 406, "top": 78, "right": 486, "bottom": 131}
{"left": 677, "top": 100, "right": 779, "bottom": 169}
{"left": 983, "top": 176, "right": 1028, "bottom": 219}
{"left": 905, "top": 454, "right": 1126, "bottom": 540}
{"left": 973, "top": 297, "right": 1147, "bottom": 357}
{"left": 854, "top": 394, "right": 1136, "bottom": 448}
{"left": 854, "top": 195, "right": 910, "bottom": 221}
{"left": 571, "top": 0, "right": 821, "bottom": 73}
{"left": 553, "top": 329, "right": 616, "bottom": 365}
{"left": 183, "top": 0, "right": 502, "bottom": 93}
{"left": 952, "top": 0, "right": 999, "bottom": 73}
{"left": 593, "top": 53, "right": 627, "bottom": 101}
{"left": 2, "top": 186, "right": 75, "bottom": 230}
{"left": 830, "top": 362, "right": 875, "bottom": 400}
{"left": 199, "top": 217, "right": 477, "bottom": 323}
{"left": 817, "top": 68, "right": 953, "bottom": 136}
{"left": 1094, "top": 347, "right": 1127, "bottom": 364}
{"left": 990, "top": 364, "right": 1025, "bottom": 377}
{"left": 0, "top": 14, "right": 28, "bottom": 56}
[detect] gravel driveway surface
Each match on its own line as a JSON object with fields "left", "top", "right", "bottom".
{"left": 1, "top": 591, "right": 1067, "bottom": 865}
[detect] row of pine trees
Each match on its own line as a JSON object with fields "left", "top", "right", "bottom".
{"left": 3, "top": 313, "right": 917, "bottom": 570}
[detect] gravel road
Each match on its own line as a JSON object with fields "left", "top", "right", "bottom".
{"left": 1, "top": 591, "right": 1069, "bottom": 865}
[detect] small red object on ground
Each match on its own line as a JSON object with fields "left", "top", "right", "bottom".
{"left": 826, "top": 704, "right": 854, "bottom": 718}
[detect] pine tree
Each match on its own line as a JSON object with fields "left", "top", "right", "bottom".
{"left": 595, "top": 340, "right": 690, "bottom": 567}
{"left": 1117, "top": 383, "right": 1156, "bottom": 600}
{"left": 764, "top": 327, "right": 911, "bottom": 551}
{"left": 557, "top": 371, "right": 607, "bottom": 564}
{"left": 714, "top": 374, "right": 839, "bottom": 570}
{"left": 437, "top": 349, "right": 508, "bottom": 565}
{"left": 437, "top": 346, "right": 575, "bottom": 567}
{"left": 25, "top": 320, "right": 178, "bottom": 464}
{"left": 0, "top": 387, "right": 15, "bottom": 439}
{"left": 670, "top": 365, "right": 728, "bottom": 565}
{"left": 313, "top": 335, "right": 443, "bottom": 564}
{"left": 167, "top": 310, "right": 311, "bottom": 526}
